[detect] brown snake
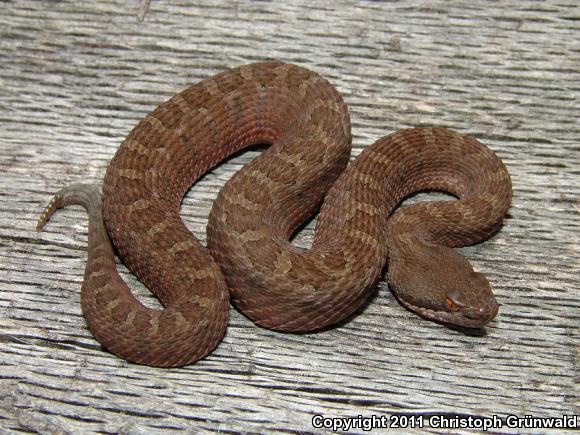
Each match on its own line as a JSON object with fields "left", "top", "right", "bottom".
{"left": 37, "top": 62, "right": 512, "bottom": 367}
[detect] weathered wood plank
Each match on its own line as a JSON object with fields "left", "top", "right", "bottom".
{"left": 0, "top": 0, "right": 578, "bottom": 433}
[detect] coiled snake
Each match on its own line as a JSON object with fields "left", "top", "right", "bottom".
{"left": 37, "top": 62, "right": 512, "bottom": 367}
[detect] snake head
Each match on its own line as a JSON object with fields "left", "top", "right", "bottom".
{"left": 388, "top": 241, "right": 499, "bottom": 328}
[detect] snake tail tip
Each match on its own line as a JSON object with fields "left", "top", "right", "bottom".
{"left": 36, "top": 194, "right": 63, "bottom": 232}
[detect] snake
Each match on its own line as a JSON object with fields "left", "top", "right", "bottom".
{"left": 37, "top": 62, "right": 512, "bottom": 367}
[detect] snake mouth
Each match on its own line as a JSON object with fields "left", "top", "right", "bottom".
{"left": 395, "top": 294, "right": 498, "bottom": 329}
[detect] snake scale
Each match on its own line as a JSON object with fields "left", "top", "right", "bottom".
{"left": 38, "top": 62, "right": 512, "bottom": 367}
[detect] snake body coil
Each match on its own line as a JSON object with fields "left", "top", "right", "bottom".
{"left": 38, "top": 62, "right": 512, "bottom": 367}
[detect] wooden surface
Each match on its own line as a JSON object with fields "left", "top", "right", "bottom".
{"left": 1, "top": 1, "right": 578, "bottom": 433}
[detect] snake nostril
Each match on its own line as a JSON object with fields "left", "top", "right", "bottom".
{"left": 463, "top": 306, "right": 486, "bottom": 320}
{"left": 463, "top": 303, "right": 499, "bottom": 324}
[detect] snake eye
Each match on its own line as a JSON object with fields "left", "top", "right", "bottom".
{"left": 445, "top": 297, "right": 461, "bottom": 311}
{"left": 445, "top": 291, "right": 467, "bottom": 311}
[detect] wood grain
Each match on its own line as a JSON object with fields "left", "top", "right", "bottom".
{"left": 0, "top": 0, "right": 578, "bottom": 433}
